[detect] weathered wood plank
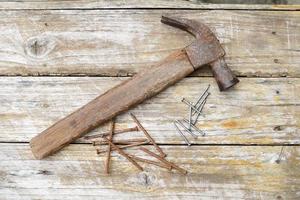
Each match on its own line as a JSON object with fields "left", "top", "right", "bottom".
{"left": 0, "top": 10, "right": 299, "bottom": 77}
{"left": 0, "top": 143, "right": 299, "bottom": 199}
{"left": 0, "top": 0, "right": 299, "bottom": 10}
{"left": 0, "top": 77, "right": 299, "bottom": 144}
{"left": 30, "top": 50, "right": 195, "bottom": 159}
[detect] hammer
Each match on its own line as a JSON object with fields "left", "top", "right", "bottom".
{"left": 30, "top": 15, "right": 239, "bottom": 159}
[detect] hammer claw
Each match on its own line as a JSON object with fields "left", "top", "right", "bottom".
{"left": 161, "top": 15, "right": 215, "bottom": 40}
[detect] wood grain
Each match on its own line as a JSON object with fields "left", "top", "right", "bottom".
{"left": 30, "top": 50, "right": 194, "bottom": 159}
{"left": 0, "top": 1, "right": 299, "bottom": 198}
{"left": 0, "top": 0, "right": 299, "bottom": 10}
{"left": 0, "top": 77, "right": 298, "bottom": 145}
{"left": 0, "top": 143, "right": 299, "bottom": 199}
{"left": 0, "top": 10, "right": 298, "bottom": 77}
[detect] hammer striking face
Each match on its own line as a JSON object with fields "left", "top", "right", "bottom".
{"left": 30, "top": 15, "right": 239, "bottom": 159}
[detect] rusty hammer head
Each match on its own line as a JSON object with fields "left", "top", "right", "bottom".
{"left": 161, "top": 15, "right": 239, "bottom": 91}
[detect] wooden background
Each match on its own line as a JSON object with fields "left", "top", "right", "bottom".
{"left": 0, "top": 1, "right": 299, "bottom": 199}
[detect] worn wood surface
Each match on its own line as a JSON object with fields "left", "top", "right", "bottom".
{"left": 0, "top": 10, "right": 299, "bottom": 77}
{"left": 0, "top": 1, "right": 299, "bottom": 199}
{"left": 0, "top": 77, "right": 299, "bottom": 145}
{"left": 1, "top": 143, "right": 299, "bottom": 199}
{"left": 30, "top": 50, "right": 195, "bottom": 159}
{"left": 0, "top": 0, "right": 299, "bottom": 10}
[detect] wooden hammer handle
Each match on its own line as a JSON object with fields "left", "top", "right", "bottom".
{"left": 30, "top": 50, "right": 194, "bottom": 159}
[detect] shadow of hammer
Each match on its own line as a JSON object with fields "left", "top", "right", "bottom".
{"left": 30, "top": 15, "right": 239, "bottom": 159}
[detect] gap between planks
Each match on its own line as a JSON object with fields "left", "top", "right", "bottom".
{"left": 0, "top": 0, "right": 299, "bottom": 11}
{"left": 2, "top": 141, "right": 300, "bottom": 147}
{"left": 0, "top": 7, "right": 300, "bottom": 11}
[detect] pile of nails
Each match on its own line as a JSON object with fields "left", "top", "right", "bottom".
{"left": 84, "top": 113, "right": 187, "bottom": 175}
{"left": 174, "top": 84, "right": 210, "bottom": 145}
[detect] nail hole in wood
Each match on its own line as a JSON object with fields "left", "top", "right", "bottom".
{"left": 43, "top": 103, "right": 49, "bottom": 108}
{"left": 273, "top": 125, "right": 283, "bottom": 131}
{"left": 37, "top": 170, "right": 53, "bottom": 175}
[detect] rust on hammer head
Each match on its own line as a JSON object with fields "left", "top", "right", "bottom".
{"left": 161, "top": 15, "right": 225, "bottom": 70}
{"left": 161, "top": 15, "right": 239, "bottom": 91}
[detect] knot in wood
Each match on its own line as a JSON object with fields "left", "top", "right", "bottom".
{"left": 139, "top": 172, "right": 155, "bottom": 186}
{"left": 126, "top": 171, "right": 157, "bottom": 188}
{"left": 25, "top": 35, "right": 57, "bottom": 58}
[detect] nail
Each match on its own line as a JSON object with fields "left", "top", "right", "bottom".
{"left": 105, "top": 120, "right": 115, "bottom": 174}
{"left": 130, "top": 113, "right": 166, "bottom": 158}
{"left": 181, "top": 98, "right": 202, "bottom": 116}
{"left": 96, "top": 141, "right": 149, "bottom": 154}
{"left": 186, "top": 93, "right": 208, "bottom": 130}
{"left": 192, "top": 92, "right": 210, "bottom": 125}
{"left": 182, "top": 119, "right": 205, "bottom": 136}
{"left": 94, "top": 138, "right": 148, "bottom": 145}
{"left": 192, "top": 98, "right": 207, "bottom": 125}
{"left": 275, "top": 146, "right": 285, "bottom": 164}
{"left": 193, "top": 84, "right": 210, "bottom": 115}
{"left": 102, "top": 137, "right": 143, "bottom": 171}
{"left": 129, "top": 155, "right": 172, "bottom": 170}
{"left": 176, "top": 120, "right": 198, "bottom": 138}
{"left": 84, "top": 126, "right": 139, "bottom": 140}
{"left": 140, "top": 147, "right": 187, "bottom": 175}
{"left": 173, "top": 121, "right": 191, "bottom": 146}
{"left": 188, "top": 105, "right": 192, "bottom": 130}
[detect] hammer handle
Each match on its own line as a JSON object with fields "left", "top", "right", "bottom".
{"left": 30, "top": 50, "right": 194, "bottom": 159}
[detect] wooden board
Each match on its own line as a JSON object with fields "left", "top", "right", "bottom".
{"left": 0, "top": 77, "right": 299, "bottom": 145}
{"left": 1, "top": 143, "right": 299, "bottom": 199}
{"left": 0, "top": 10, "right": 299, "bottom": 77}
{"left": 0, "top": 1, "right": 299, "bottom": 199}
{"left": 0, "top": 0, "right": 299, "bottom": 10}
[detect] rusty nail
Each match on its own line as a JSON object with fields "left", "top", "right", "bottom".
{"left": 105, "top": 120, "right": 115, "bottom": 174}
{"left": 102, "top": 137, "right": 143, "bottom": 171}
{"left": 130, "top": 113, "right": 167, "bottom": 158}
{"left": 84, "top": 126, "right": 139, "bottom": 140}
{"left": 94, "top": 138, "right": 148, "bottom": 145}
{"left": 129, "top": 155, "right": 172, "bottom": 170}
{"left": 140, "top": 147, "right": 187, "bottom": 175}
{"left": 96, "top": 141, "right": 149, "bottom": 154}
